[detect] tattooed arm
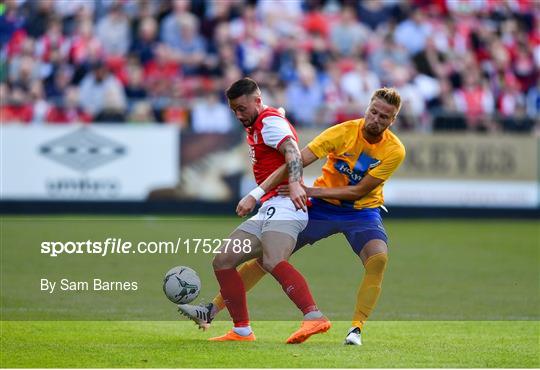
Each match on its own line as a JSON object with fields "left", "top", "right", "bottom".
{"left": 236, "top": 144, "right": 316, "bottom": 216}
{"left": 277, "top": 138, "right": 307, "bottom": 211}
{"left": 279, "top": 138, "right": 302, "bottom": 183}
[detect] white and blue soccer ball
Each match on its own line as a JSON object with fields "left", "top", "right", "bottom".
{"left": 163, "top": 266, "right": 201, "bottom": 304}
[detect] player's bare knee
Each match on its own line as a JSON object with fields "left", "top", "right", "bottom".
{"left": 211, "top": 255, "right": 223, "bottom": 270}
{"left": 360, "top": 239, "right": 388, "bottom": 264}
{"left": 212, "top": 254, "right": 235, "bottom": 270}
{"left": 261, "top": 257, "right": 284, "bottom": 272}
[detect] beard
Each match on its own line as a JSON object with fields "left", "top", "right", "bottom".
{"left": 242, "top": 112, "right": 258, "bottom": 127}
{"left": 365, "top": 123, "right": 381, "bottom": 135}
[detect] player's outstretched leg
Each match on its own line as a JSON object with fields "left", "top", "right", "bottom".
{"left": 177, "top": 302, "right": 216, "bottom": 331}
{"left": 261, "top": 230, "right": 331, "bottom": 344}
{"left": 208, "top": 267, "right": 256, "bottom": 341}
{"left": 346, "top": 241, "right": 388, "bottom": 345}
{"left": 208, "top": 230, "right": 261, "bottom": 341}
{"left": 178, "top": 259, "right": 266, "bottom": 331}
{"left": 269, "top": 260, "right": 331, "bottom": 343}
{"left": 211, "top": 258, "right": 267, "bottom": 316}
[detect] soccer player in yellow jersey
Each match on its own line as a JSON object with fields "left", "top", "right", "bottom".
{"left": 179, "top": 87, "right": 405, "bottom": 345}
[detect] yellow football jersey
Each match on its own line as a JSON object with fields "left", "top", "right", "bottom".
{"left": 307, "top": 118, "right": 405, "bottom": 209}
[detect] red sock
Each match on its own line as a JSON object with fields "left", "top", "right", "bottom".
{"left": 270, "top": 261, "right": 318, "bottom": 315}
{"left": 214, "top": 268, "right": 249, "bottom": 327}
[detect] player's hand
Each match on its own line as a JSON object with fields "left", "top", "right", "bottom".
{"left": 277, "top": 184, "right": 289, "bottom": 196}
{"left": 283, "top": 181, "right": 307, "bottom": 212}
{"left": 278, "top": 184, "right": 312, "bottom": 197}
{"left": 236, "top": 194, "right": 257, "bottom": 217}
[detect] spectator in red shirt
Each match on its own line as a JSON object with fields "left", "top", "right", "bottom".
{"left": 45, "top": 86, "right": 91, "bottom": 124}
{"left": 36, "top": 17, "right": 70, "bottom": 64}
{"left": 454, "top": 71, "right": 495, "bottom": 130}
{"left": 69, "top": 19, "right": 103, "bottom": 66}
{"left": 0, "top": 84, "right": 33, "bottom": 124}
{"left": 143, "top": 44, "right": 181, "bottom": 98}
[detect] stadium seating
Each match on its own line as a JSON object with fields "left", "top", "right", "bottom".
{"left": 0, "top": 0, "right": 537, "bottom": 132}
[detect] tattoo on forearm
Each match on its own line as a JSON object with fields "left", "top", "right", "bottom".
{"left": 287, "top": 158, "right": 302, "bottom": 182}
{"left": 280, "top": 139, "right": 303, "bottom": 182}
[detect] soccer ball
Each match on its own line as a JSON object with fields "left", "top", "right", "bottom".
{"left": 163, "top": 266, "right": 201, "bottom": 304}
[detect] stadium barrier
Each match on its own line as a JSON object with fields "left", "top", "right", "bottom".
{"left": 1, "top": 124, "right": 179, "bottom": 201}
{"left": 381, "top": 133, "right": 538, "bottom": 209}
{"left": 1, "top": 125, "right": 538, "bottom": 217}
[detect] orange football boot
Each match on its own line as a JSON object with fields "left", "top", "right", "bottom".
{"left": 208, "top": 330, "right": 256, "bottom": 342}
{"left": 286, "top": 317, "right": 331, "bottom": 344}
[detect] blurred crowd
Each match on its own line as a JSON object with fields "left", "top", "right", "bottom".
{"left": 0, "top": 0, "right": 538, "bottom": 133}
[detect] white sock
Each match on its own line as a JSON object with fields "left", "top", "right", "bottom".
{"left": 233, "top": 326, "right": 252, "bottom": 336}
{"left": 304, "top": 310, "right": 323, "bottom": 320}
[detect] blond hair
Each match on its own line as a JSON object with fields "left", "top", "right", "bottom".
{"left": 370, "top": 87, "right": 402, "bottom": 113}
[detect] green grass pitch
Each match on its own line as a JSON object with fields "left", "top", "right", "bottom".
{"left": 2, "top": 321, "right": 538, "bottom": 368}
{"left": 1, "top": 216, "right": 539, "bottom": 367}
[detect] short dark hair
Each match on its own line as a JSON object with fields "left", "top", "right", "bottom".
{"left": 225, "top": 77, "right": 260, "bottom": 100}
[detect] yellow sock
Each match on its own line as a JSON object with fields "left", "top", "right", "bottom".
{"left": 212, "top": 258, "right": 267, "bottom": 311}
{"left": 351, "top": 252, "right": 388, "bottom": 330}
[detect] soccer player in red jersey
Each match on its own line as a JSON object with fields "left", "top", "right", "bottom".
{"left": 180, "top": 87, "right": 405, "bottom": 346}
{"left": 205, "top": 78, "right": 330, "bottom": 343}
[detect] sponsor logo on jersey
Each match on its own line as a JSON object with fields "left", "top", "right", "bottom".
{"left": 334, "top": 153, "right": 380, "bottom": 185}
{"left": 334, "top": 161, "right": 363, "bottom": 183}
{"left": 248, "top": 146, "right": 257, "bottom": 164}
